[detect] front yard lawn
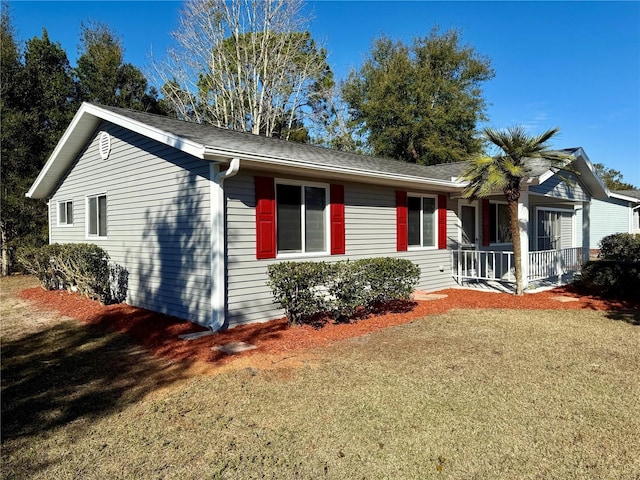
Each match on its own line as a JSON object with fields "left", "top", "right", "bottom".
{"left": 2, "top": 276, "right": 639, "bottom": 479}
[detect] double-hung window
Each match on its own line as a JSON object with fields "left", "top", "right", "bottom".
{"left": 255, "top": 177, "right": 344, "bottom": 259}
{"left": 407, "top": 195, "right": 436, "bottom": 248}
{"left": 490, "top": 203, "right": 511, "bottom": 244}
{"left": 58, "top": 200, "right": 73, "bottom": 226}
{"left": 86, "top": 194, "right": 108, "bottom": 238}
{"left": 276, "top": 182, "right": 328, "bottom": 255}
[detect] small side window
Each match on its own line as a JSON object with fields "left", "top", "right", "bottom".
{"left": 58, "top": 200, "right": 73, "bottom": 226}
{"left": 86, "top": 194, "right": 107, "bottom": 238}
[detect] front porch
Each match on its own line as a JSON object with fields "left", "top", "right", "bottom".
{"left": 452, "top": 247, "right": 584, "bottom": 288}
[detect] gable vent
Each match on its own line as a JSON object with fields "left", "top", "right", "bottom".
{"left": 98, "top": 131, "right": 111, "bottom": 160}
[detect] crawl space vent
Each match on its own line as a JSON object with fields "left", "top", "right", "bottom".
{"left": 98, "top": 131, "right": 111, "bottom": 160}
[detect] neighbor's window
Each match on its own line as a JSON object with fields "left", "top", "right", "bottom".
{"left": 408, "top": 195, "right": 436, "bottom": 248}
{"left": 276, "top": 182, "right": 327, "bottom": 254}
{"left": 87, "top": 194, "right": 107, "bottom": 238}
{"left": 58, "top": 200, "right": 73, "bottom": 226}
{"left": 490, "top": 203, "right": 511, "bottom": 243}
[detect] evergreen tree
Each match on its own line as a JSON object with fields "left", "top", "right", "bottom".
{"left": 592, "top": 163, "right": 637, "bottom": 190}
{"left": 76, "top": 21, "right": 164, "bottom": 112}
{"left": 343, "top": 29, "right": 494, "bottom": 165}
{"left": 1, "top": 22, "right": 77, "bottom": 274}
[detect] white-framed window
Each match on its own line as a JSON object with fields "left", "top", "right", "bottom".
{"left": 459, "top": 202, "right": 477, "bottom": 247}
{"left": 408, "top": 194, "right": 437, "bottom": 248}
{"left": 276, "top": 180, "right": 328, "bottom": 256}
{"left": 536, "top": 208, "right": 573, "bottom": 251}
{"left": 490, "top": 202, "right": 511, "bottom": 244}
{"left": 57, "top": 200, "right": 73, "bottom": 226}
{"left": 86, "top": 194, "right": 108, "bottom": 238}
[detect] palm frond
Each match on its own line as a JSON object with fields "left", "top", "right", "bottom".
{"left": 532, "top": 127, "right": 561, "bottom": 147}
{"left": 463, "top": 125, "right": 569, "bottom": 199}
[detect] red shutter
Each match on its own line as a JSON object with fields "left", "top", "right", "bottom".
{"left": 255, "top": 176, "right": 276, "bottom": 259}
{"left": 482, "top": 199, "right": 491, "bottom": 246}
{"left": 396, "top": 191, "right": 408, "bottom": 251}
{"left": 330, "top": 184, "right": 345, "bottom": 255}
{"left": 438, "top": 194, "right": 448, "bottom": 249}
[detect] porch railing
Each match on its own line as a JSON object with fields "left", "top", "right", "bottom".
{"left": 528, "top": 247, "right": 583, "bottom": 282}
{"left": 452, "top": 247, "right": 583, "bottom": 284}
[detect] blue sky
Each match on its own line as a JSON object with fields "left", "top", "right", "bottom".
{"left": 8, "top": 0, "right": 640, "bottom": 187}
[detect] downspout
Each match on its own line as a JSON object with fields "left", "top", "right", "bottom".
{"left": 47, "top": 201, "right": 52, "bottom": 244}
{"left": 210, "top": 158, "right": 240, "bottom": 331}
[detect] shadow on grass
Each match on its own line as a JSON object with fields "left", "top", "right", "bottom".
{"left": 1, "top": 320, "right": 193, "bottom": 444}
{"left": 560, "top": 284, "right": 640, "bottom": 326}
{"left": 603, "top": 309, "right": 640, "bottom": 326}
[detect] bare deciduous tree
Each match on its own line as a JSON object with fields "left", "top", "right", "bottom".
{"left": 154, "top": 0, "right": 332, "bottom": 140}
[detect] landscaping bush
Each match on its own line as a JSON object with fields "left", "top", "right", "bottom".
{"left": 580, "top": 260, "right": 640, "bottom": 299}
{"left": 16, "top": 243, "right": 128, "bottom": 305}
{"left": 265, "top": 261, "right": 335, "bottom": 326}
{"left": 354, "top": 257, "right": 420, "bottom": 305}
{"left": 578, "top": 233, "right": 640, "bottom": 299}
{"left": 598, "top": 233, "right": 640, "bottom": 262}
{"left": 267, "top": 257, "right": 420, "bottom": 325}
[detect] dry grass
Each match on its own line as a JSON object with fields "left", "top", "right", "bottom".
{"left": 2, "top": 276, "right": 639, "bottom": 479}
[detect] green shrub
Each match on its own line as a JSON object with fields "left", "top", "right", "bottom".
{"left": 578, "top": 233, "right": 640, "bottom": 299}
{"left": 598, "top": 233, "right": 640, "bottom": 262}
{"left": 580, "top": 260, "right": 640, "bottom": 299}
{"left": 265, "top": 261, "right": 334, "bottom": 326}
{"left": 354, "top": 257, "right": 420, "bottom": 305}
{"left": 16, "top": 243, "right": 128, "bottom": 305}
{"left": 267, "top": 257, "right": 421, "bottom": 325}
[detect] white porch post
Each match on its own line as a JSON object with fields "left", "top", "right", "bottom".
{"left": 519, "top": 190, "right": 530, "bottom": 289}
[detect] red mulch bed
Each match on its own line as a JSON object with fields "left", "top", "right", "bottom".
{"left": 18, "top": 286, "right": 638, "bottom": 366}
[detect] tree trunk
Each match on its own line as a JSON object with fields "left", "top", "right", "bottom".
{"left": 1, "top": 223, "right": 9, "bottom": 277}
{"left": 507, "top": 198, "right": 523, "bottom": 295}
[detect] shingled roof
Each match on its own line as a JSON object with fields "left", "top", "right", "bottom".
{"left": 97, "top": 104, "right": 469, "bottom": 183}
{"left": 28, "top": 103, "right": 593, "bottom": 200}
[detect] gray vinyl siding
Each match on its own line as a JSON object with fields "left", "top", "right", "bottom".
{"left": 225, "top": 172, "right": 456, "bottom": 326}
{"left": 590, "top": 197, "right": 631, "bottom": 248}
{"left": 530, "top": 173, "right": 589, "bottom": 202}
{"left": 49, "top": 121, "right": 212, "bottom": 325}
{"left": 560, "top": 211, "right": 574, "bottom": 249}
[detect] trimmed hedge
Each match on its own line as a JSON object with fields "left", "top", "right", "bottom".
{"left": 16, "top": 243, "right": 128, "bottom": 305}
{"left": 267, "top": 257, "right": 421, "bottom": 325}
{"left": 598, "top": 233, "right": 640, "bottom": 262}
{"left": 580, "top": 260, "right": 640, "bottom": 299}
{"left": 579, "top": 233, "right": 640, "bottom": 299}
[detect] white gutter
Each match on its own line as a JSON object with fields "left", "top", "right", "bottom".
{"left": 209, "top": 158, "right": 240, "bottom": 331}
{"left": 610, "top": 191, "right": 640, "bottom": 203}
{"left": 204, "top": 146, "right": 465, "bottom": 190}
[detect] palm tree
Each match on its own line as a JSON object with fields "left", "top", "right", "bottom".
{"left": 462, "top": 126, "right": 571, "bottom": 295}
